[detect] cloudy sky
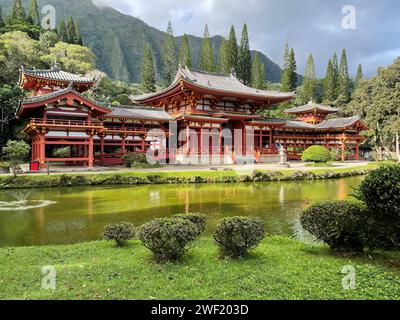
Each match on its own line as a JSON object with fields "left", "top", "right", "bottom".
{"left": 93, "top": 0, "right": 400, "bottom": 78}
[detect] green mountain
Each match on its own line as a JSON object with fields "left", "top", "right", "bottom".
{"left": 0, "top": 0, "right": 302, "bottom": 84}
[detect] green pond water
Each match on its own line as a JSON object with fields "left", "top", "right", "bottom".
{"left": 0, "top": 176, "right": 363, "bottom": 247}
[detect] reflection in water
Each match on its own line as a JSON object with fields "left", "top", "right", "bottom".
{"left": 0, "top": 176, "right": 364, "bottom": 247}
{"left": 0, "top": 200, "right": 56, "bottom": 211}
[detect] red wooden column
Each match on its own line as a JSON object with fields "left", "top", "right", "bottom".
{"left": 340, "top": 133, "right": 347, "bottom": 162}
{"left": 88, "top": 134, "right": 94, "bottom": 167}
{"left": 38, "top": 134, "right": 46, "bottom": 168}
{"left": 120, "top": 134, "right": 127, "bottom": 154}
{"left": 355, "top": 142, "right": 360, "bottom": 161}
{"left": 269, "top": 127, "right": 273, "bottom": 150}
{"left": 100, "top": 134, "right": 105, "bottom": 165}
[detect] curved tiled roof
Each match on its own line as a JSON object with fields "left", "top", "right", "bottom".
{"left": 286, "top": 102, "right": 338, "bottom": 114}
{"left": 132, "top": 66, "right": 295, "bottom": 102}
{"left": 103, "top": 105, "right": 173, "bottom": 121}
{"left": 21, "top": 86, "right": 108, "bottom": 108}
{"left": 21, "top": 65, "right": 94, "bottom": 84}
{"left": 315, "top": 116, "right": 362, "bottom": 129}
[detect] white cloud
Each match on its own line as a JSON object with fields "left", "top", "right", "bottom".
{"left": 92, "top": 0, "right": 400, "bottom": 77}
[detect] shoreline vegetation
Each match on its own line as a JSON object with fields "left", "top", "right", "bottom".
{"left": 1, "top": 236, "right": 399, "bottom": 300}
{"left": 0, "top": 163, "right": 379, "bottom": 190}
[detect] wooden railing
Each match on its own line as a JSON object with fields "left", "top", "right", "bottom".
{"left": 30, "top": 118, "right": 103, "bottom": 128}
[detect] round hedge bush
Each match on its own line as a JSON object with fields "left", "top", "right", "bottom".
{"left": 214, "top": 217, "right": 265, "bottom": 258}
{"left": 137, "top": 218, "right": 199, "bottom": 262}
{"left": 301, "top": 146, "right": 332, "bottom": 163}
{"left": 357, "top": 164, "right": 400, "bottom": 249}
{"left": 173, "top": 213, "right": 207, "bottom": 237}
{"left": 300, "top": 201, "right": 367, "bottom": 251}
{"left": 103, "top": 222, "right": 136, "bottom": 247}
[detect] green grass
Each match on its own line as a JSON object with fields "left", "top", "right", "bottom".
{"left": 1, "top": 236, "right": 399, "bottom": 300}
{"left": 305, "top": 162, "right": 334, "bottom": 168}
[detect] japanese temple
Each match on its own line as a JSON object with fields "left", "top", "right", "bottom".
{"left": 16, "top": 64, "right": 368, "bottom": 168}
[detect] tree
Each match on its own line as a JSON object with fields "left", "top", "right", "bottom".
{"left": 347, "top": 57, "right": 400, "bottom": 156}
{"left": 28, "top": 0, "right": 40, "bottom": 26}
{"left": 67, "top": 16, "right": 78, "bottom": 44}
{"left": 281, "top": 46, "right": 297, "bottom": 92}
{"left": 199, "top": 24, "right": 215, "bottom": 72}
{"left": 42, "top": 42, "right": 96, "bottom": 74}
{"left": 162, "top": 21, "right": 177, "bottom": 86}
{"left": 237, "top": 24, "right": 251, "bottom": 84}
{"left": 0, "top": 31, "right": 42, "bottom": 82}
{"left": 299, "top": 54, "right": 317, "bottom": 103}
{"left": 178, "top": 33, "right": 191, "bottom": 68}
{"left": 10, "top": 0, "right": 26, "bottom": 22}
{"left": 226, "top": 25, "right": 238, "bottom": 74}
{"left": 0, "top": 4, "right": 5, "bottom": 28}
{"left": 2, "top": 140, "right": 30, "bottom": 177}
{"left": 75, "top": 22, "right": 83, "bottom": 46}
{"left": 39, "top": 31, "right": 60, "bottom": 50}
{"left": 251, "top": 52, "right": 265, "bottom": 89}
{"left": 217, "top": 38, "right": 230, "bottom": 73}
{"left": 338, "top": 49, "right": 351, "bottom": 102}
{"left": 323, "top": 59, "right": 336, "bottom": 103}
{"left": 354, "top": 64, "right": 363, "bottom": 91}
{"left": 0, "top": 85, "right": 24, "bottom": 146}
{"left": 58, "top": 20, "right": 68, "bottom": 43}
{"left": 332, "top": 52, "right": 339, "bottom": 98}
{"left": 141, "top": 43, "right": 156, "bottom": 93}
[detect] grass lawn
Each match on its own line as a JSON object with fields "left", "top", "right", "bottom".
{"left": 1, "top": 236, "right": 399, "bottom": 300}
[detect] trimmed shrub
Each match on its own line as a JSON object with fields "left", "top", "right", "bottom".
{"left": 138, "top": 218, "right": 199, "bottom": 262}
{"left": 300, "top": 200, "right": 367, "bottom": 251}
{"left": 0, "top": 162, "right": 10, "bottom": 173}
{"left": 301, "top": 146, "right": 332, "bottom": 163}
{"left": 356, "top": 164, "right": 400, "bottom": 249}
{"left": 122, "top": 153, "right": 148, "bottom": 168}
{"left": 103, "top": 222, "right": 136, "bottom": 247}
{"left": 357, "top": 165, "right": 400, "bottom": 216}
{"left": 214, "top": 217, "right": 265, "bottom": 258}
{"left": 173, "top": 213, "right": 207, "bottom": 237}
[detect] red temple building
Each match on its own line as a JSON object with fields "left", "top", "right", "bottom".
{"left": 16, "top": 64, "right": 368, "bottom": 168}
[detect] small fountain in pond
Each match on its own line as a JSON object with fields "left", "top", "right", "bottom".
{"left": 0, "top": 191, "right": 56, "bottom": 211}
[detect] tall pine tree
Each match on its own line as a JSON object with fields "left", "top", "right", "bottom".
{"left": 75, "top": 22, "right": 83, "bottom": 45}
{"left": 28, "top": 0, "right": 40, "bottom": 25}
{"left": 58, "top": 20, "right": 68, "bottom": 43}
{"left": 179, "top": 34, "right": 191, "bottom": 68}
{"left": 281, "top": 46, "right": 297, "bottom": 92}
{"left": 226, "top": 25, "right": 238, "bottom": 74}
{"left": 67, "top": 16, "right": 78, "bottom": 44}
{"left": 217, "top": 39, "right": 229, "bottom": 73}
{"left": 199, "top": 24, "right": 215, "bottom": 72}
{"left": 323, "top": 59, "right": 336, "bottom": 103}
{"left": 0, "top": 4, "right": 4, "bottom": 27}
{"left": 10, "top": 0, "right": 26, "bottom": 21}
{"left": 141, "top": 43, "right": 157, "bottom": 93}
{"left": 300, "top": 54, "right": 317, "bottom": 103}
{"left": 251, "top": 52, "right": 265, "bottom": 89}
{"left": 338, "top": 49, "right": 351, "bottom": 101}
{"left": 332, "top": 52, "right": 339, "bottom": 98}
{"left": 162, "top": 21, "right": 177, "bottom": 86}
{"left": 237, "top": 23, "right": 251, "bottom": 84}
{"left": 354, "top": 64, "right": 363, "bottom": 91}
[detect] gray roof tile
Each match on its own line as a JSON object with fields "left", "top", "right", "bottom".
{"left": 132, "top": 66, "right": 295, "bottom": 102}
{"left": 103, "top": 105, "right": 173, "bottom": 121}
{"left": 286, "top": 102, "right": 338, "bottom": 114}
{"left": 22, "top": 66, "right": 94, "bottom": 84}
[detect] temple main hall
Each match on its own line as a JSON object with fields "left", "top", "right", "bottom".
{"left": 16, "top": 65, "right": 368, "bottom": 168}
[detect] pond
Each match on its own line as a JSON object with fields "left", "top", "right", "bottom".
{"left": 0, "top": 176, "right": 363, "bottom": 247}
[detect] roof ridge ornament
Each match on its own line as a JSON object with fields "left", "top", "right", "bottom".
{"left": 52, "top": 60, "right": 61, "bottom": 71}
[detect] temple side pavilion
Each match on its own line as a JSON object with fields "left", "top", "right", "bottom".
{"left": 16, "top": 65, "right": 368, "bottom": 168}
